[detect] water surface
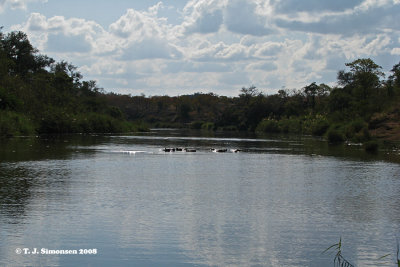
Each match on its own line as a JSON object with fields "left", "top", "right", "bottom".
{"left": 1, "top": 130, "right": 400, "bottom": 266}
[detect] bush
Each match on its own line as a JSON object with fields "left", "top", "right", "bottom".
{"left": 327, "top": 128, "right": 345, "bottom": 144}
{"left": 201, "top": 122, "right": 215, "bottom": 131}
{"left": 364, "top": 140, "right": 379, "bottom": 153}
{"left": 345, "top": 119, "right": 367, "bottom": 139}
{"left": 0, "top": 87, "right": 23, "bottom": 110}
{"left": 189, "top": 121, "right": 204, "bottom": 129}
{"left": 133, "top": 121, "right": 149, "bottom": 132}
{"left": 256, "top": 119, "right": 281, "bottom": 133}
{"left": 218, "top": 125, "right": 238, "bottom": 131}
{"left": 0, "top": 111, "right": 35, "bottom": 136}
{"left": 311, "top": 118, "right": 329, "bottom": 136}
{"left": 278, "top": 117, "right": 302, "bottom": 133}
{"left": 38, "top": 110, "right": 74, "bottom": 134}
{"left": 37, "top": 111, "right": 140, "bottom": 134}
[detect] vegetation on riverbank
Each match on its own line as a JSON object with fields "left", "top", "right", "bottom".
{"left": 104, "top": 58, "right": 400, "bottom": 148}
{"left": 0, "top": 29, "right": 147, "bottom": 137}
{"left": 1, "top": 29, "right": 400, "bottom": 147}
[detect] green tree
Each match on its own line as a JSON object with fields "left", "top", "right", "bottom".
{"left": 303, "top": 82, "right": 319, "bottom": 110}
{"left": 177, "top": 101, "right": 191, "bottom": 122}
{"left": 388, "top": 62, "right": 400, "bottom": 96}
{"left": 2, "top": 31, "right": 38, "bottom": 77}
{"left": 339, "top": 58, "right": 384, "bottom": 100}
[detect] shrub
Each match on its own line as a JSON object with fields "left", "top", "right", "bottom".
{"left": 38, "top": 110, "right": 74, "bottom": 134}
{"left": 0, "top": 111, "right": 35, "bottom": 136}
{"left": 133, "top": 121, "right": 149, "bottom": 132}
{"left": 311, "top": 118, "right": 330, "bottom": 136}
{"left": 256, "top": 119, "right": 281, "bottom": 133}
{"left": 218, "top": 125, "right": 238, "bottom": 131}
{"left": 201, "top": 122, "right": 215, "bottom": 131}
{"left": 345, "top": 119, "right": 368, "bottom": 139}
{"left": 189, "top": 121, "right": 204, "bottom": 129}
{"left": 327, "top": 128, "right": 345, "bottom": 144}
{"left": 364, "top": 140, "right": 379, "bottom": 153}
{"left": 278, "top": 117, "right": 302, "bottom": 133}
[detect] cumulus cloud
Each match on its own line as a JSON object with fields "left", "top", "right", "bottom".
{"left": 392, "top": 48, "right": 400, "bottom": 55}
{"left": 184, "top": 9, "right": 223, "bottom": 34}
{"left": 224, "top": 0, "right": 274, "bottom": 36}
{"left": 6, "top": 0, "right": 400, "bottom": 95}
{"left": 190, "top": 41, "right": 253, "bottom": 62}
{"left": 181, "top": 0, "right": 274, "bottom": 36}
{"left": 119, "top": 38, "right": 182, "bottom": 60}
{"left": 248, "top": 61, "right": 277, "bottom": 71}
{"left": 253, "top": 42, "right": 284, "bottom": 58}
{"left": 46, "top": 33, "right": 92, "bottom": 53}
{"left": 165, "top": 61, "right": 232, "bottom": 74}
{"left": 275, "top": 0, "right": 364, "bottom": 13}
{"left": 13, "top": 13, "right": 109, "bottom": 54}
{"left": 109, "top": 8, "right": 164, "bottom": 39}
{"left": 0, "top": 0, "right": 47, "bottom": 12}
{"left": 275, "top": 0, "right": 400, "bottom": 35}
{"left": 108, "top": 6, "right": 183, "bottom": 61}
{"left": 181, "top": 0, "right": 225, "bottom": 34}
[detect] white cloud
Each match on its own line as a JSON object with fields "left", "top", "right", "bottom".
{"left": 275, "top": 0, "right": 363, "bottom": 13}
{"left": 275, "top": 0, "right": 400, "bottom": 35}
{"left": 190, "top": 41, "right": 254, "bottom": 62}
{"left": 119, "top": 38, "right": 182, "bottom": 60}
{"left": 391, "top": 48, "right": 400, "bottom": 55}
{"left": 46, "top": 33, "right": 92, "bottom": 53}
{"left": 0, "top": 0, "right": 46, "bottom": 12}
{"left": 107, "top": 6, "right": 183, "bottom": 61}
{"left": 224, "top": 0, "right": 274, "bottom": 36}
{"left": 181, "top": 0, "right": 225, "bottom": 34}
{"left": 181, "top": 0, "right": 275, "bottom": 36}
{"left": 5, "top": 0, "right": 400, "bottom": 96}
{"left": 165, "top": 61, "right": 232, "bottom": 74}
{"left": 248, "top": 61, "right": 277, "bottom": 72}
{"left": 13, "top": 13, "right": 110, "bottom": 55}
{"left": 109, "top": 8, "right": 164, "bottom": 39}
{"left": 253, "top": 42, "right": 284, "bottom": 58}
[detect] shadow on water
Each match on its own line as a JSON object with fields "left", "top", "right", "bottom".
{"left": 0, "top": 135, "right": 103, "bottom": 224}
{"left": 110, "top": 129, "right": 400, "bottom": 164}
{"left": 0, "top": 165, "right": 32, "bottom": 221}
{"left": 1, "top": 131, "right": 399, "bottom": 222}
{"left": 0, "top": 134, "right": 111, "bottom": 162}
{"left": 0, "top": 130, "right": 399, "bottom": 266}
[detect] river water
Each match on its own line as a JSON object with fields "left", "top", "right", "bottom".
{"left": 1, "top": 130, "right": 400, "bottom": 266}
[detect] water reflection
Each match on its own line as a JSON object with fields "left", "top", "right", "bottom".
{"left": 0, "top": 131, "right": 399, "bottom": 266}
{"left": 0, "top": 165, "right": 32, "bottom": 222}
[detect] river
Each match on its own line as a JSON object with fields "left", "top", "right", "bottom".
{"left": 1, "top": 130, "right": 400, "bottom": 266}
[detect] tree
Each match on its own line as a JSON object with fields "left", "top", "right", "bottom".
{"left": 388, "top": 62, "right": 400, "bottom": 89}
{"left": 1, "top": 31, "right": 38, "bottom": 77}
{"left": 328, "top": 88, "right": 353, "bottom": 113}
{"left": 177, "top": 101, "right": 191, "bottom": 122}
{"left": 239, "top": 85, "right": 259, "bottom": 97}
{"left": 338, "top": 58, "right": 384, "bottom": 100}
{"left": 303, "top": 82, "right": 319, "bottom": 110}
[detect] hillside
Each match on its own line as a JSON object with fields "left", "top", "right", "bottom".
{"left": 370, "top": 105, "right": 400, "bottom": 141}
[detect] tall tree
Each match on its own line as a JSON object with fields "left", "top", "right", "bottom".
{"left": 338, "top": 58, "right": 384, "bottom": 100}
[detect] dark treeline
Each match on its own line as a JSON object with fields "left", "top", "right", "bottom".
{"left": 105, "top": 58, "right": 400, "bottom": 144}
{"left": 1, "top": 30, "right": 400, "bottom": 144}
{"left": 0, "top": 30, "right": 146, "bottom": 136}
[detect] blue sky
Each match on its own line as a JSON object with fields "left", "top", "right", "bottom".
{"left": 1, "top": 0, "right": 400, "bottom": 96}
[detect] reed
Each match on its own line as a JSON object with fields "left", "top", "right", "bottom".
{"left": 324, "top": 238, "right": 400, "bottom": 267}
{"left": 323, "top": 237, "right": 354, "bottom": 267}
